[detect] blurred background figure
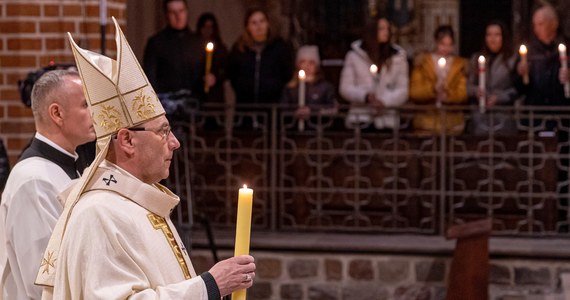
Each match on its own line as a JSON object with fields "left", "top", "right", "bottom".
{"left": 410, "top": 25, "right": 468, "bottom": 135}
{"left": 281, "top": 45, "right": 338, "bottom": 127}
{"left": 339, "top": 16, "right": 409, "bottom": 131}
{"left": 143, "top": 0, "right": 207, "bottom": 119}
{"left": 196, "top": 12, "right": 229, "bottom": 104}
{"left": 228, "top": 7, "right": 293, "bottom": 105}
{"left": 517, "top": 4, "right": 569, "bottom": 109}
{"left": 467, "top": 20, "right": 519, "bottom": 136}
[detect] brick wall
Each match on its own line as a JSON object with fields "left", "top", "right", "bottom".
{"left": 191, "top": 249, "right": 570, "bottom": 300}
{"left": 0, "top": 0, "right": 127, "bottom": 166}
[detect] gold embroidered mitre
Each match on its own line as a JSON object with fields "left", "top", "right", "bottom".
{"left": 35, "top": 17, "right": 165, "bottom": 289}
{"left": 68, "top": 16, "right": 164, "bottom": 139}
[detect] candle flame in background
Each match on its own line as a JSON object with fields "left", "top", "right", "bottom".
{"left": 437, "top": 57, "right": 446, "bottom": 68}
{"left": 519, "top": 45, "right": 527, "bottom": 55}
{"left": 369, "top": 64, "right": 378, "bottom": 74}
{"left": 243, "top": 184, "right": 248, "bottom": 189}
{"left": 478, "top": 55, "right": 486, "bottom": 64}
{"left": 298, "top": 70, "right": 306, "bottom": 80}
{"left": 206, "top": 42, "right": 214, "bottom": 52}
{"left": 560, "top": 43, "right": 567, "bottom": 53}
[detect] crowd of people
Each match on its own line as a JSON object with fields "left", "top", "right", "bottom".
{"left": 144, "top": 0, "right": 569, "bottom": 136}
{"left": 0, "top": 1, "right": 568, "bottom": 299}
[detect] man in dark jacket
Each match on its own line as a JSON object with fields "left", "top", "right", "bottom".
{"left": 143, "top": 0, "right": 216, "bottom": 100}
{"left": 517, "top": 4, "right": 569, "bottom": 107}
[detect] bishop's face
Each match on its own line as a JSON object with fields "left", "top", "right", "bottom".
{"left": 132, "top": 115, "right": 180, "bottom": 184}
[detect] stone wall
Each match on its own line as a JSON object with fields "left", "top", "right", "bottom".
{"left": 191, "top": 249, "right": 570, "bottom": 300}
{"left": 0, "top": 0, "right": 127, "bottom": 165}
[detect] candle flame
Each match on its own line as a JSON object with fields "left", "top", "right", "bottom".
{"left": 559, "top": 43, "right": 567, "bottom": 53}
{"left": 206, "top": 42, "right": 214, "bottom": 52}
{"left": 243, "top": 184, "right": 247, "bottom": 189}
{"left": 519, "top": 45, "right": 527, "bottom": 55}
{"left": 369, "top": 64, "right": 378, "bottom": 74}
{"left": 437, "top": 57, "right": 446, "bottom": 68}
{"left": 478, "top": 55, "right": 485, "bottom": 64}
{"left": 298, "top": 70, "right": 306, "bottom": 80}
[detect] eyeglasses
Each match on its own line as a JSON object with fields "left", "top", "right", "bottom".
{"left": 128, "top": 124, "right": 172, "bottom": 140}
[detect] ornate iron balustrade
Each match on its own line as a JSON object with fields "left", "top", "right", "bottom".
{"left": 166, "top": 104, "right": 570, "bottom": 238}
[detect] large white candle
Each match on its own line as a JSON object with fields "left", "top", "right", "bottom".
{"left": 436, "top": 57, "right": 446, "bottom": 108}
{"left": 559, "top": 43, "right": 569, "bottom": 98}
{"left": 298, "top": 70, "right": 306, "bottom": 132}
{"left": 519, "top": 45, "right": 529, "bottom": 85}
{"left": 232, "top": 185, "right": 254, "bottom": 300}
{"left": 478, "top": 55, "right": 486, "bottom": 113}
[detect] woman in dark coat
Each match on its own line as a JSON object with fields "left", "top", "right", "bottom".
{"left": 228, "top": 7, "right": 293, "bottom": 105}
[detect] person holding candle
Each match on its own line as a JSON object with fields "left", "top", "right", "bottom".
{"left": 37, "top": 18, "right": 256, "bottom": 300}
{"left": 281, "top": 45, "right": 338, "bottom": 127}
{"left": 410, "top": 25, "right": 468, "bottom": 135}
{"left": 466, "top": 21, "right": 519, "bottom": 136}
{"left": 516, "top": 4, "right": 569, "bottom": 109}
{"left": 143, "top": 0, "right": 212, "bottom": 107}
{"left": 196, "top": 12, "right": 229, "bottom": 103}
{"left": 339, "top": 16, "right": 409, "bottom": 130}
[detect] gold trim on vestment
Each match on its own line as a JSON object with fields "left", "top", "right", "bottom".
{"left": 147, "top": 213, "right": 191, "bottom": 280}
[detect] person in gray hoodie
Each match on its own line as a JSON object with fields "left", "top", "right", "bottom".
{"left": 467, "top": 20, "right": 519, "bottom": 135}
{"left": 340, "top": 16, "right": 409, "bottom": 130}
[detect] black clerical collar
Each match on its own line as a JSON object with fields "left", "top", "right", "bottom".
{"left": 19, "top": 138, "right": 79, "bottom": 179}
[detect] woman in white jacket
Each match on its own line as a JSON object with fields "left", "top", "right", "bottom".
{"left": 340, "top": 16, "right": 409, "bottom": 130}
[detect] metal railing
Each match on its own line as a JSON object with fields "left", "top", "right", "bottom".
{"left": 165, "top": 103, "right": 570, "bottom": 238}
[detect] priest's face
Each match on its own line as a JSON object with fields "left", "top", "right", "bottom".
{"left": 60, "top": 76, "right": 96, "bottom": 148}
{"left": 134, "top": 116, "right": 180, "bottom": 184}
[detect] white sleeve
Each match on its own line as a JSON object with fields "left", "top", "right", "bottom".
{"left": 6, "top": 178, "right": 62, "bottom": 299}
{"left": 380, "top": 54, "right": 409, "bottom": 108}
{"left": 339, "top": 51, "right": 369, "bottom": 103}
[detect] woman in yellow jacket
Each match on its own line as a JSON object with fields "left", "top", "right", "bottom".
{"left": 410, "top": 25, "right": 467, "bottom": 135}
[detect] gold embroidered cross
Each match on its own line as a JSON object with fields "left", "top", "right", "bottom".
{"left": 40, "top": 251, "right": 56, "bottom": 274}
{"left": 147, "top": 213, "right": 191, "bottom": 279}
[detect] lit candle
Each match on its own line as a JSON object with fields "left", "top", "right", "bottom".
{"left": 232, "top": 185, "right": 254, "bottom": 300}
{"left": 436, "top": 57, "right": 447, "bottom": 108}
{"left": 478, "top": 55, "right": 486, "bottom": 113}
{"left": 369, "top": 64, "right": 378, "bottom": 76}
{"left": 369, "top": 64, "right": 379, "bottom": 102}
{"left": 298, "top": 70, "right": 306, "bottom": 132}
{"left": 519, "top": 45, "right": 529, "bottom": 85}
{"left": 559, "top": 43, "right": 569, "bottom": 98}
{"left": 204, "top": 42, "right": 214, "bottom": 93}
